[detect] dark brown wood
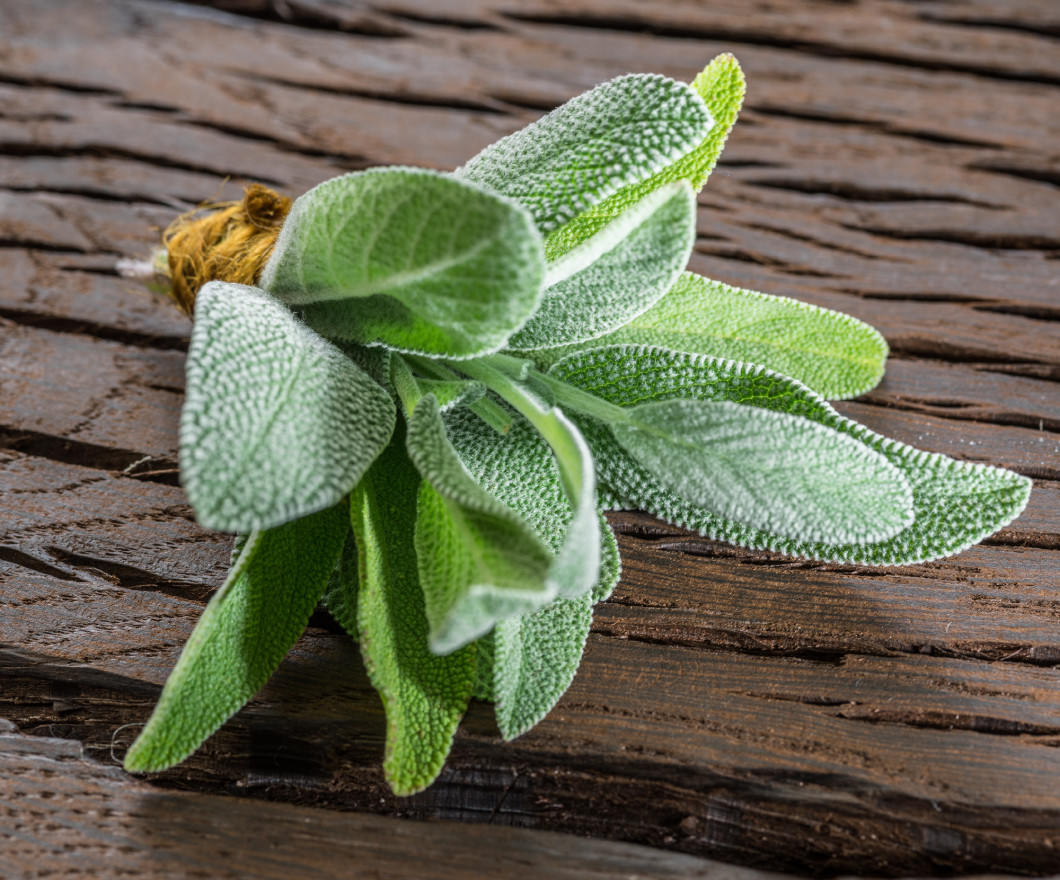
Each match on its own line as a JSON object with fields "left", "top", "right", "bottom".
{"left": 3, "top": 724, "right": 771, "bottom": 880}
{"left": 2, "top": 0, "right": 1058, "bottom": 876}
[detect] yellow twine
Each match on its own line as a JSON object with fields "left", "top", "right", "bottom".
{"left": 160, "top": 183, "right": 291, "bottom": 316}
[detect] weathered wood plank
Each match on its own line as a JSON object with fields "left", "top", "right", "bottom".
{"left": 2, "top": 725, "right": 772, "bottom": 880}
{"left": 2, "top": 0, "right": 1058, "bottom": 875}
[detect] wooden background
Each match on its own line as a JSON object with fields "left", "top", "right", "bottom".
{"left": 2, "top": 1, "right": 1058, "bottom": 876}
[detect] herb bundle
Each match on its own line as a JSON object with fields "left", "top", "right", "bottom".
{"left": 123, "top": 55, "right": 1031, "bottom": 794}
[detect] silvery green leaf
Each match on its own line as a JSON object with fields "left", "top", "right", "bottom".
{"left": 493, "top": 594, "right": 593, "bottom": 740}
{"left": 351, "top": 435, "right": 476, "bottom": 796}
{"left": 535, "top": 272, "right": 888, "bottom": 400}
{"left": 552, "top": 345, "right": 1032, "bottom": 565}
{"left": 445, "top": 408, "right": 619, "bottom": 600}
{"left": 124, "top": 502, "right": 348, "bottom": 773}
{"left": 260, "top": 168, "right": 545, "bottom": 358}
{"left": 471, "top": 633, "right": 497, "bottom": 702}
{"left": 507, "top": 182, "right": 697, "bottom": 351}
{"left": 546, "top": 53, "right": 745, "bottom": 259}
{"left": 417, "top": 378, "right": 486, "bottom": 411}
{"left": 321, "top": 528, "right": 359, "bottom": 640}
{"left": 181, "top": 282, "right": 395, "bottom": 533}
{"left": 468, "top": 525, "right": 614, "bottom": 728}
{"left": 444, "top": 407, "right": 620, "bottom": 715}
{"left": 593, "top": 510, "right": 622, "bottom": 603}
{"left": 407, "top": 395, "right": 556, "bottom": 654}
{"left": 611, "top": 396, "right": 912, "bottom": 545}
{"left": 456, "top": 74, "right": 711, "bottom": 234}
{"left": 458, "top": 360, "right": 600, "bottom": 598}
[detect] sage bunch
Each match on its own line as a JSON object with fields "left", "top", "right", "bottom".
{"left": 124, "top": 56, "right": 1031, "bottom": 794}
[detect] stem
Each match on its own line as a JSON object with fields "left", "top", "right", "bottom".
{"left": 529, "top": 366, "right": 633, "bottom": 427}
{"left": 388, "top": 354, "right": 423, "bottom": 415}
{"left": 452, "top": 357, "right": 592, "bottom": 502}
{"left": 405, "top": 355, "right": 460, "bottom": 383}
{"left": 407, "top": 354, "right": 513, "bottom": 435}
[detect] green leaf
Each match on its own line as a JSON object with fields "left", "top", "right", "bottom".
{"left": 458, "top": 358, "right": 600, "bottom": 598}
{"left": 593, "top": 513, "right": 622, "bottom": 603}
{"left": 471, "top": 634, "right": 497, "bottom": 702}
{"left": 260, "top": 168, "right": 545, "bottom": 358}
{"left": 406, "top": 395, "right": 556, "bottom": 654}
{"left": 470, "top": 525, "right": 614, "bottom": 726}
{"left": 493, "top": 594, "right": 593, "bottom": 740}
{"left": 536, "top": 272, "right": 888, "bottom": 400}
{"left": 181, "top": 282, "right": 395, "bottom": 533}
{"left": 124, "top": 502, "right": 348, "bottom": 773}
{"left": 545, "top": 54, "right": 745, "bottom": 260}
{"left": 610, "top": 397, "right": 912, "bottom": 545}
{"left": 416, "top": 378, "right": 486, "bottom": 411}
{"left": 456, "top": 74, "right": 711, "bottom": 234}
{"left": 351, "top": 433, "right": 476, "bottom": 796}
{"left": 321, "top": 528, "right": 359, "bottom": 639}
{"left": 507, "top": 182, "right": 697, "bottom": 351}
{"left": 472, "top": 515, "right": 618, "bottom": 714}
{"left": 445, "top": 407, "right": 619, "bottom": 600}
{"left": 551, "top": 345, "right": 1032, "bottom": 565}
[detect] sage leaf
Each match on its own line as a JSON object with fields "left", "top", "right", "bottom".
{"left": 351, "top": 434, "right": 476, "bottom": 796}
{"left": 552, "top": 345, "right": 1032, "bottom": 564}
{"left": 507, "top": 182, "right": 697, "bottom": 351}
{"left": 456, "top": 74, "right": 711, "bottom": 234}
{"left": 546, "top": 53, "right": 745, "bottom": 259}
{"left": 593, "top": 512, "right": 622, "bottom": 603}
{"left": 611, "top": 397, "right": 912, "bottom": 545}
{"left": 124, "top": 502, "right": 348, "bottom": 773}
{"left": 445, "top": 407, "right": 620, "bottom": 600}
{"left": 416, "top": 378, "right": 486, "bottom": 412}
{"left": 476, "top": 513, "right": 618, "bottom": 738}
{"left": 536, "top": 272, "right": 888, "bottom": 400}
{"left": 260, "top": 168, "right": 545, "bottom": 358}
{"left": 458, "top": 359, "right": 600, "bottom": 598}
{"left": 321, "top": 528, "right": 360, "bottom": 640}
{"left": 493, "top": 595, "right": 593, "bottom": 740}
{"left": 181, "top": 282, "right": 395, "bottom": 533}
{"left": 407, "top": 395, "right": 556, "bottom": 654}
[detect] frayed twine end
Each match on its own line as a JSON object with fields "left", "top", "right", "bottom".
{"left": 149, "top": 183, "right": 292, "bottom": 316}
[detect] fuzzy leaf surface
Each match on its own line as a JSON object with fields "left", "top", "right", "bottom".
{"left": 458, "top": 361, "right": 601, "bottom": 599}
{"left": 493, "top": 595, "right": 593, "bottom": 739}
{"left": 321, "top": 528, "right": 359, "bottom": 640}
{"left": 446, "top": 408, "right": 621, "bottom": 718}
{"left": 352, "top": 435, "right": 476, "bottom": 795}
{"left": 611, "top": 396, "right": 912, "bottom": 545}
{"left": 456, "top": 74, "right": 711, "bottom": 234}
{"left": 507, "top": 182, "right": 696, "bottom": 351}
{"left": 260, "top": 168, "right": 544, "bottom": 358}
{"left": 407, "top": 396, "right": 556, "bottom": 654}
{"left": 124, "top": 503, "right": 348, "bottom": 772}
{"left": 536, "top": 272, "right": 888, "bottom": 399}
{"left": 446, "top": 408, "right": 619, "bottom": 600}
{"left": 181, "top": 282, "right": 395, "bottom": 533}
{"left": 546, "top": 54, "right": 745, "bottom": 259}
{"left": 551, "top": 345, "right": 1032, "bottom": 564}
{"left": 474, "top": 516, "right": 619, "bottom": 731}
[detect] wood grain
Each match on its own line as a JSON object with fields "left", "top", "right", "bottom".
{"left": 3, "top": 725, "right": 775, "bottom": 880}
{"left": 1, "top": 0, "right": 1058, "bottom": 876}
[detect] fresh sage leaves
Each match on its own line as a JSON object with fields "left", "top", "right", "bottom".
{"left": 127, "top": 55, "right": 1032, "bottom": 797}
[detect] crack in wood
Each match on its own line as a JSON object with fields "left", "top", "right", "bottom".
{"left": 143, "top": 0, "right": 410, "bottom": 37}
{"left": 0, "top": 424, "right": 180, "bottom": 485}
{"left": 842, "top": 223, "right": 1060, "bottom": 252}
{"left": 748, "top": 178, "right": 997, "bottom": 207}
{"left": 749, "top": 105, "right": 1004, "bottom": 149}
{"left": 0, "top": 305, "right": 189, "bottom": 352}
{"left": 0, "top": 141, "right": 287, "bottom": 188}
